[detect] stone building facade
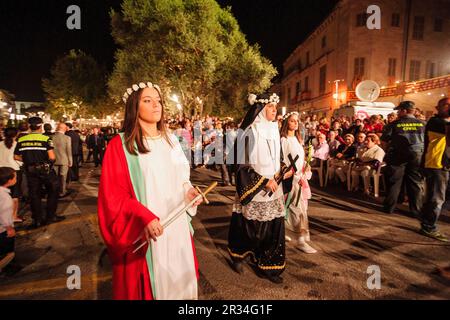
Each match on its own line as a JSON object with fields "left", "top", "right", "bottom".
{"left": 279, "top": 0, "right": 450, "bottom": 117}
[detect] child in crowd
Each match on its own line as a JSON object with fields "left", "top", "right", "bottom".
{"left": 0, "top": 167, "right": 17, "bottom": 271}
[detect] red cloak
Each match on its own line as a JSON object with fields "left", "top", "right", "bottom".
{"left": 97, "top": 136, "right": 157, "bottom": 300}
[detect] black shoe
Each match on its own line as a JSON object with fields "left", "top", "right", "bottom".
{"left": 267, "top": 275, "right": 283, "bottom": 284}
{"left": 232, "top": 261, "right": 244, "bottom": 274}
{"left": 46, "top": 215, "right": 66, "bottom": 224}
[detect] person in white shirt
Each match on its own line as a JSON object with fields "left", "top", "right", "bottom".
{"left": 0, "top": 127, "right": 22, "bottom": 223}
{"left": 350, "top": 134, "right": 386, "bottom": 194}
{"left": 0, "top": 167, "right": 16, "bottom": 270}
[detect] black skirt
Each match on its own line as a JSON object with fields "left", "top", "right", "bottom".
{"left": 227, "top": 212, "right": 285, "bottom": 277}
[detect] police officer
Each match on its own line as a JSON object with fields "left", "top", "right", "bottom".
{"left": 14, "top": 117, "right": 65, "bottom": 229}
{"left": 381, "top": 101, "right": 425, "bottom": 215}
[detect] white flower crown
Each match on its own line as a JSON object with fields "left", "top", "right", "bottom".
{"left": 282, "top": 111, "right": 299, "bottom": 121}
{"left": 122, "top": 82, "right": 161, "bottom": 103}
{"left": 248, "top": 93, "right": 280, "bottom": 106}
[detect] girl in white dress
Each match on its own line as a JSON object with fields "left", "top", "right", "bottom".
{"left": 280, "top": 112, "right": 317, "bottom": 254}
{"left": 99, "top": 81, "right": 202, "bottom": 300}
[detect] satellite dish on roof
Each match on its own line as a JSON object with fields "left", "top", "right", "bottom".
{"left": 355, "top": 80, "right": 381, "bottom": 102}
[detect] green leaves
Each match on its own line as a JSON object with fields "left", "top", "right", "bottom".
{"left": 109, "top": 0, "right": 277, "bottom": 118}
{"left": 42, "top": 50, "right": 116, "bottom": 120}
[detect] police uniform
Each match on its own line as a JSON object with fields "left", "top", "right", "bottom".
{"left": 14, "top": 118, "right": 62, "bottom": 227}
{"left": 381, "top": 102, "right": 425, "bottom": 215}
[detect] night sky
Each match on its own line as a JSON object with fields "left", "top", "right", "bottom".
{"left": 0, "top": 0, "right": 338, "bottom": 101}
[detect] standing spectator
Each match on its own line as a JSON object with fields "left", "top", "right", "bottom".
{"left": 17, "top": 122, "right": 29, "bottom": 139}
{"left": 75, "top": 129, "right": 83, "bottom": 167}
{"left": 53, "top": 123, "right": 73, "bottom": 198}
{"left": 349, "top": 118, "right": 364, "bottom": 137}
{"left": 0, "top": 167, "right": 16, "bottom": 271}
{"left": 381, "top": 101, "right": 425, "bottom": 215}
{"left": 419, "top": 98, "right": 450, "bottom": 242}
{"left": 0, "top": 128, "right": 22, "bottom": 222}
{"left": 65, "top": 122, "right": 81, "bottom": 181}
{"left": 224, "top": 122, "right": 237, "bottom": 185}
{"left": 387, "top": 112, "right": 397, "bottom": 124}
{"left": 331, "top": 120, "right": 343, "bottom": 138}
{"left": 180, "top": 120, "right": 193, "bottom": 163}
{"left": 87, "top": 127, "right": 105, "bottom": 167}
{"left": 43, "top": 123, "right": 53, "bottom": 137}
{"left": 14, "top": 117, "right": 64, "bottom": 229}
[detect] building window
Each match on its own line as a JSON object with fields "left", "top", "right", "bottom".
{"left": 295, "top": 82, "right": 301, "bottom": 96}
{"left": 388, "top": 58, "right": 397, "bottom": 77}
{"left": 321, "top": 36, "right": 327, "bottom": 49}
{"left": 391, "top": 13, "right": 400, "bottom": 27}
{"left": 304, "top": 77, "right": 309, "bottom": 91}
{"left": 354, "top": 57, "right": 365, "bottom": 77}
{"left": 426, "top": 61, "right": 436, "bottom": 78}
{"left": 434, "top": 18, "right": 443, "bottom": 32}
{"left": 288, "top": 87, "right": 292, "bottom": 102}
{"left": 356, "top": 13, "right": 367, "bottom": 27}
{"left": 412, "top": 16, "right": 425, "bottom": 40}
{"left": 409, "top": 60, "right": 421, "bottom": 81}
{"left": 306, "top": 51, "right": 310, "bottom": 66}
{"left": 319, "top": 65, "right": 327, "bottom": 94}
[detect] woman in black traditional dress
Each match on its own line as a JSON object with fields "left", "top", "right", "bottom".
{"left": 227, "top": 92, "right": 290, "bottom": 284}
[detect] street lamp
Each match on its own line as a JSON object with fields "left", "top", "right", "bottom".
{"left": 330, "top": 79, "right": 345, "bottom": 108}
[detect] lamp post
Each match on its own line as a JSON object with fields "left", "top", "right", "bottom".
{"left": 331, "top": 79, "right": 345, "bottom": 108}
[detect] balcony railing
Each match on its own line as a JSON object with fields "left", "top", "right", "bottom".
{"left": 347, "top": 75, "right": 449, "bottom": 101}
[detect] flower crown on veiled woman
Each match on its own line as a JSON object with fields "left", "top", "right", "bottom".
{"left": 122, "top": 82, "right": 161, "bottom": 103}
{"left": 247, "top": 93, "right": 280, "bottom": 106}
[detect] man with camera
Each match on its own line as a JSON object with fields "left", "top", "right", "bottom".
{"left": 14, "top": 117, "right": 65, "bottom": 229}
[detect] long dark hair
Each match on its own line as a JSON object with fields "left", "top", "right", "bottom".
{"left": 3, "top": 127, "right": 18, "bottom": 149}
{"left": 280, "top": 114, "right": 303, "bottom": 144}
{"left": 122, "top": 86, "right": 172, "bottom": 155}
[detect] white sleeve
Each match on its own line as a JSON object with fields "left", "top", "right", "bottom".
{"left": 280, "top": 137, "right": 290, "bottom": 165}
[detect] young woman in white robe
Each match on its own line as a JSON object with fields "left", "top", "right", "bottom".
{"left": 280, "top": 113, "right": 317, "bottom": 254}
{"left": 98, "top": 82, "right": 202, "bottom": 300}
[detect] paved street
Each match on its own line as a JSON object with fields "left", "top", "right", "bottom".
{"left": 0, "top": 163, "right": 449, "bottom": 300}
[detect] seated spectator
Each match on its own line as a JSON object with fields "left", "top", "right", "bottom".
{"left": 328, "top": 134, "right": 357, "bottom": 183}
{"left": 355, "top": 132, "right": 367, "bottom": 159}
{"left": 351, "top": 134, "right": 385, "bottom": 194}
{"left": 328, "top": 130, "right": 341, "bottom": 158}
{"left": 0, "top": 167, "right": 16, "bottom": 271}
{"left": 311, "top": 132, "right": 329, "bottom": 167}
